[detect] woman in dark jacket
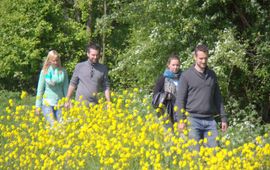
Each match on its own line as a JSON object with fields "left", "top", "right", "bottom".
{"left": 153, "top": 54, "right": 181, "bottom": 130}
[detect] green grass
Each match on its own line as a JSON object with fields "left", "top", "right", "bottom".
{"left": 0, "top": 90, "right": 35, "bottom": 112}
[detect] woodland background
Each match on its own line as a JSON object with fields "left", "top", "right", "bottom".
{"left": 0, "top": 0, "right": 269, "bottom": 122}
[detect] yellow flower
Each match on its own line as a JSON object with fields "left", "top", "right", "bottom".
{"left": 123, "top": 90, "right": 128, "bottom": 95}
{"left": 44, "top": 100, "right": 50, "bottom": 106}
{"left": 199, "top": 139, "right": 203, "bottom": 145}
{"left": 179, "top": 160, "right": 187, "bottom": 168}
{"left": 155, "top": 108, "right": 161, "bottom": 113}
{"left": 174, "top": 106, "right": 178, "bottom": 112}
{"left": 20, "top": 91, "right": 28, "bottom": 99}
{"left": 79, "top": 95, "right": 83, "bottom": 100}
{"left": 9, "top": 99, "right": 13, "bottom": 107}
{"left": 111, "top": 91, "right": 115, "bottom": 97}
{"left": 43, "top": 94, "right": 47, "bottom": 98}
{"left": 228, "top": 151, "right": 233, "bottom": 157}
{"left": 143, "top": 98, "right": 147, "bottom": 104}
{"left": 158, "top": 102, "right": 164, "bottom": 108}
{"left": 173, "top": 159, "right": 177, "bottom": 165}
{"left": 264, "top": 133, "right": 269, "bottom": 138}
{"left": 225, "top": 140, "right": 231, "bottom": 146}
{"left": 203, "top": 138, "right": 208, "bottom": 144}
{"left": 133, "top": 88, "right": 139, "bottom": 92}
{"left": 78, "top": 160, "right": 85, "bottom": 167}
{"left": 183, "top": 129, "right": 188, "bottom": 136}
{"left": 6, "top": 107, "right": 11, "bottom": 114}
{"left": 207, "top": 131, "right": 212, "bottom": 136}
{"left": 256, "top": 136, "right": 262, "bottom": 144}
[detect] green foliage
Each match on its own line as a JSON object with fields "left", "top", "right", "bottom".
{"left": 0, "top": 0, "right": 89, "bottom": 91}
{"left": 107, "top": 0, "right": 200, "bottom": 89}
{"left": 209, "top": 28, "right": 248, "bottom": 98}
{"left": 103, "top": 0, "right": 255, "bottom": 90}
{"left": 224, "top": 96, "right": 270, "bottom": 147}
{"left": 0, "top": 0, "right": 269, "bottom": 121}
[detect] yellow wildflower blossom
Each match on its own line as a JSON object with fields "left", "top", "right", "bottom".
{"left": 20, "top": 91, "right": 28, "bottom": 99}
{"left": 207, "top": 131, "right": 212, "bottom": 136}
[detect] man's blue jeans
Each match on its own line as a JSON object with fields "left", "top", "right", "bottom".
{"left": 187, "top": 117, "right": 218, "bottom": 151}
{"left": 42, "top": 105, "right": 62, "bottom": 126}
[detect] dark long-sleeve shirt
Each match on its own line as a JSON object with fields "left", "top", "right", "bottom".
{"left": 175, "top": 65, "right": 227, "bottom": 122}
{"left": 153, "top": 75, "right": 180, "bottom": 123}
{"left": 153, "top": 76, "right": 165, "bottom": 95}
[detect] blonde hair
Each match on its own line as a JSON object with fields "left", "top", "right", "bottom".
{"left": 42, "top": 50, "right": 62, "bottom": 74}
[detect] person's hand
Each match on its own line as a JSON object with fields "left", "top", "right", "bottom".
{"left": 221, "top": 122, "right": 228, "bottom": 132}
{"left": 178, "top": 122, "right": 186, "bottom": 133}
{"left": 64, "top": 100, "right": 71, "bottom": 108}
{"left": 106, "top": 102, "right": 111, "bottom": 110}
{"left": 35, "top": 107, "right": 41, "bottom": 116}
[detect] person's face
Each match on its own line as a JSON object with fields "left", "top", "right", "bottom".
{"left": 87, "top": 48, "right": 100, "bottom": 63}
{"left": 195, "top": 51, "right": 208, "bottom": 70}
{"left": 167, "top": 59, "right": 180, "bottom": 73}
{"left": 50, "top": 57, "right": 59, "bottom": 67}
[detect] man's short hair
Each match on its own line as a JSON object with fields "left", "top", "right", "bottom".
{"left": 195, "top": 44, "right": 209, "bottom": 56}
{"left": 87, "top": 43, "right": 101, "bottom": 54}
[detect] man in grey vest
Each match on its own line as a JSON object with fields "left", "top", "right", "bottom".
{"left": 175, "top": 44, "right": 228, "bottom": 150}
{"left": 65, "top": 43, "right": 110, "bottom": 106}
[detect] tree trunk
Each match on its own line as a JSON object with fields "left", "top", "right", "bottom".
{"left": 232, "top": 2, "right": 250, "bottom": 28}
{"left": 101, "top": 0, "right": 107, "bottom": 64}
{"left": 261, "top": 93, "right": 270, "bottom": 123}
{"left": 86, "top": 2, "right": 92, "bottom": 35}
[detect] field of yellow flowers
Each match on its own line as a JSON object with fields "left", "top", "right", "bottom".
{"left": 0, "top": 89, "right": 270, "bottom": 169}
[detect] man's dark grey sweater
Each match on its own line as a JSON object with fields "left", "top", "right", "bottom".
{"left": 175, "top": 65, "right": 227, "bottom": 122}
{"left": 70, "top": 60, "right": 110, "bottom": 104}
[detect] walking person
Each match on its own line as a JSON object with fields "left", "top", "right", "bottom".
{"left": 35, "top": 50, "right": 69, "bottom": 126}
{"left": 153, "top": 54, "right": 182, "bottom": 130}
{"left": 175, "top": 44, "right": 228, "bottom": 150}
{"left": 65, "top": 43, "right": 110, "bottom": 107}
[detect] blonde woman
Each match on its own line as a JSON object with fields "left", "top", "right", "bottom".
{"left": 35, "top": 50, "right": 69, "bottom": 126}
